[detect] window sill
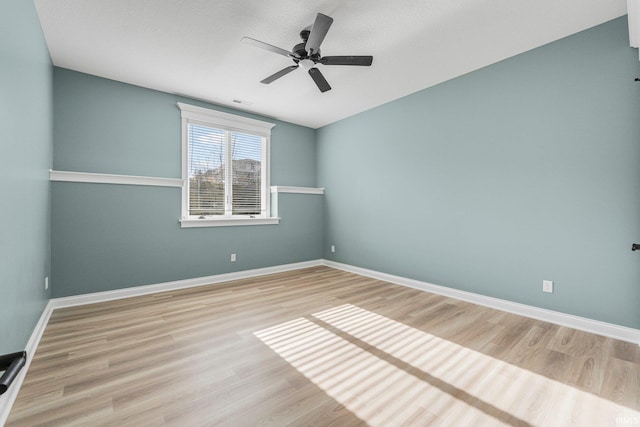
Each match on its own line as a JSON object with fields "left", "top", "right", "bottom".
{"left": 179, "top": 217, "right": 280, "bottom": 228}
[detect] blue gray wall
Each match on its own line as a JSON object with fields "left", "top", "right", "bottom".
{"left": 318, "top": 17, "right": 640, "bottom": 328}
{"left": 0, "top": 0, "right": 52, "bottom": 353}
{"left": 51, "top": 68, "right": 321, "bottom": 297}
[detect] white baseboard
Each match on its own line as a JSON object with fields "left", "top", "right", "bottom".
{"left": 0, "top": 300, "right": 54, "bottom": 426}
{"left": 51, "top": 259, "right": 323, "bottom": 309}
{"left": 322, "top": 260, "right": 640, "bottom": 345}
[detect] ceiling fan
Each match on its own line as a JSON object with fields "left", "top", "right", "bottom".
{"left": 242, "top": 13, "right": 373, "bottom": 93}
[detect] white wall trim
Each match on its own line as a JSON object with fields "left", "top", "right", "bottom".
{"left": 51, "top": 260, "right": 323, "bottom": 309}
{"left": 628, "top": 0, "right": 639, "bottom": 49}
{"left": 270, "top": 186, "right": 324, "bottom": 195}
{"left": 322, "top": 260, "right": 640, "bottom": 345}
{"left": 0, "top": 301, "right": 54, "bottom": 426}
{"left": 50, "top": 170, "right": 183, "bottom": 188}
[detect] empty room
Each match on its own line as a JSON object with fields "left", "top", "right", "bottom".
{"left": 1, "top": 0, "right": 640, "bottom": 425}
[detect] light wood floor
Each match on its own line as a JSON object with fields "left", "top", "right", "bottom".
{"left": 6, "top": 266, "right": 640, "bottom": 426}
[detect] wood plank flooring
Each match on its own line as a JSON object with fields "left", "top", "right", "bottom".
{"left": 6, "top": 266, "right": 640, "bottom": 426}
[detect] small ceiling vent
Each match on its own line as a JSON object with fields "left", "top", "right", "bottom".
{"left": 232, "top": 99, "right": 253, "bottom": 106}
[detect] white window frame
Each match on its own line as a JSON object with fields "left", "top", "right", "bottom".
{"left": 177, "top": 102, "right": 279, "bottom": 227}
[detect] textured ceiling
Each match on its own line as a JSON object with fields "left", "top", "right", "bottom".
{"left": 34, "top": 0, "right": 627, "bottom": 128}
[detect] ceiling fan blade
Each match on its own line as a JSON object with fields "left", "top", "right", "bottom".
{"left": 261, "top": 65, "right": 299, "bottom": 84}
{"left": 308, "top": 68, "right": 331, "bottom": 92}
{"left": 319, "top": 56, "right": 373, "bottom": 66}
{"left": 242, "top": 37, "right": 296, "bottom": 58}
{"left": 305, "top": 13, "right": 333, "bottom": 56}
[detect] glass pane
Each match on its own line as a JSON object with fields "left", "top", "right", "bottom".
{"left": 231, "top": 132, "right": 262, "bottom": 215}
{"left": 188, "top": 124, "right": 225, "bottom": 216}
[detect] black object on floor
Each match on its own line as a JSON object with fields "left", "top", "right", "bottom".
{"left": 0, "top": 351, "right": 27, "bottom": 395}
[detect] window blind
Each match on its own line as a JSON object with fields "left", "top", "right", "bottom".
{"left": 231, "top": 132, "right": 262, "bottom": 215}
{"left": 188, "top": 124, "right": 225, "bottom": 216}
{"left": 187, "top": 123, "right": 264, "bottom": 217}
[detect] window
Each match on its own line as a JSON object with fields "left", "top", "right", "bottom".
{"left": 178, "top": 103, "right": 278, "bottom": 227}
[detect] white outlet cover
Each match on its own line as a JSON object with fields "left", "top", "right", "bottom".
{"left": 231, "top": 254, "right": 236, "bottom": 262}
{"left": 543, "top": 280, "right": 553, "bottom": 293}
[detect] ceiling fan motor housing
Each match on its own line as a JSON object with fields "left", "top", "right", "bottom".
{"left": 292, "top": 42, "right": 308, "bottom": 60}
{"left": 295, "top": 29, "right": 323, "bottom": 61}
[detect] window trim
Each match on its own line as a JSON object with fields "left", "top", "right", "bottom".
{"left": 180, "top": 217, "right": 280, "bottom": 228}
{"left": 177, "top": 102, "right": 277, "bottom": 227}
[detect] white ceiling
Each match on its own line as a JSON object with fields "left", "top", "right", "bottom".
{"left": 33, "top": 0, "right": 627, "bottom": 129}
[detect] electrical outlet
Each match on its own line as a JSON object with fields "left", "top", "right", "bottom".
{"left": 331, "top": 245, "right": 336, "bottom": 253}
{"left": 542, "top": 280, "right": 553, "bottom": 293}
{"left": 231, "top": 253, "right": 236, "bottom": 262}
{"left": 45, "top": 277, "right": 49, "bottom": 290}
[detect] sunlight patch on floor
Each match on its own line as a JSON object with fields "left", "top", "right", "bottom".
{"left": 255, "top": 304, "right": 639, "bottom": 426}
